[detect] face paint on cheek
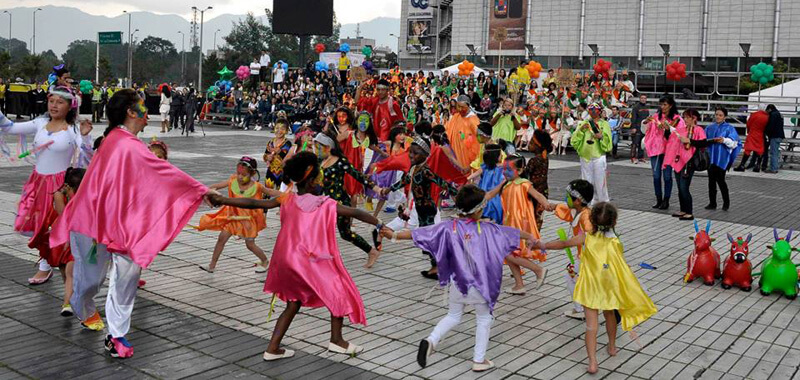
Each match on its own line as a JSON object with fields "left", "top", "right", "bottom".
{"left": 337, "top": 113, "right": 348, "bottom": 125}
{"left": 566, "top": 193, "right": 574, "bottom": 208}
{"left": 502, "top": 163, "right": 518, "bottom": 180}
{"left": 357, "top": 115, "right": 370, "bottom": 132}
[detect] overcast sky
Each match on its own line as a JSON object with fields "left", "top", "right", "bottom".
{"left": 0, "top": 0, "right": 400, "bottom": 24}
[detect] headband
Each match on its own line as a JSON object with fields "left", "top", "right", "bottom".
{"left": 566, "top": 184, "right": 587, "bottom": 204}
{"left": 238, "top": 156, "right": 257, "bottom": 170}
{"left": 587, "top": 102, "right": 602, "bottom": 111}
{"left": 458, "top": 198, "right": 488, "bottom": 216}
{"left": 48, "top": 86, "right": 79, "bottom": 110}
{"left": 313, "top": 133, "right": 336, "bottom": 148}
{"left": 412, "top": 135, "right": 431, "bottom": 154}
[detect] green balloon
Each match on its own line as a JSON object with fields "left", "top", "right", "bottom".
{"left": 750, "top": 65, "right": 758, "bottom": 74}
{"left": 759, "top": 77, "right": 769, "bottom": 85}
{"left": 791, "top": 117, "right": 798, "bottom": 125}
{"left": 765, "top": 65, "right": 774, "bottom": 75}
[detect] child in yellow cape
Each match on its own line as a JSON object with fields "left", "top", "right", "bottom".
{"left": 541, "top": 202, "right": 657, "bottom": 374}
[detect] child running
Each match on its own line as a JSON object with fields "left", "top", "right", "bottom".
{"left": 207, "top": 151, "right": 381, "bottom": 360}
{"left": 501, "top": 154, "right": 552, "bottom": 294}
{"left": 542, "top": 202, "right": 657, "bottom": 374}
{"left": 383, "top": 184, "right": 542, "bottom": 373}
{"left": 198, "top": 157, "right": 279, "bottom": 273}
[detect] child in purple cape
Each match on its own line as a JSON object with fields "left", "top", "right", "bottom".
{"left": 382, "top": 184, "right": 540, "bottom": 373}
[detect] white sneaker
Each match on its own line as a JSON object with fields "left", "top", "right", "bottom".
{"left": 327, "top": 342, "right": 364, "bottom": 355}
{"left": 472, "top": 360, "right": 495, "bottom": 372}
{"left": 564, "top": 309, "right": 585, "bottom": 320}
{"left": 504, "top": 286, "right": 526, "bottom": 295}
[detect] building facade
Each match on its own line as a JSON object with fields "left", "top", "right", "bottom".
{"left": 399, "top": 0, "right": 800, "bottom": 72}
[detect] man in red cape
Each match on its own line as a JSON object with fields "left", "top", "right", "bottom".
{"left": 356, "top": 79, "right": 404, "bottom": 142}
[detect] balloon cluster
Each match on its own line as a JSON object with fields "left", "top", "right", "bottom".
{"left": 457, "top": 60, "right": 475, "bottom": 76}
{"left": 361, "top": 46, "right": 372, "bottom": 58}
{"left": 525, "top": 60, "right": 543, "bottom": 79}
{"left": 750, "top": 62, "right": 775, "bottom": 85}
{"left": 236, "top": 65, "right": 250, "bottom": 81}
{"left": 217, "top": 66, "right": 234, "bottom": 81}
{"left": 315, "top": 43, "right": 325, "bottom": 54}
{"left": 207, "top": 85, "right": 218, "bottom": 97}
{"left": 273, "top": 60, "right": 288, "bottom": 71}
{"left": 666, "top": 61, "right": 687, "bottom": 81}
{"left": 315, "top": 61, "right": 329, "bottom": 72}
{"left": 339, "top": 43, "right": 350, "bottom": 53}
{"left": 361, "top": 60, "right": 374, "bottom": 74}
{"left": 214, "top": 79, "right": 232, "bottom": 93}
{"left": 593, "top": 59, "right": 612, "bottom": 79}
{"left": 79, "top": 80, "right": 93, "bottom": 94}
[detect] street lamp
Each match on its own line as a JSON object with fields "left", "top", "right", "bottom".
{"left": 389, "top": 33, "right": 401, "bottom": 54}
{"left": 524, "top": 44, "right": 537, "bottom": 60}
{"left": 3, "top": 11, "right": 10, "bottom": 55}
{"left": 213, "top": 29, "right": 221, "bottom": 51}
{"left": 32, "top": 8, "right": 42, "bottom": 55}
{"left": 193, "top": 6, "right": 212, "bottom": 91}
{"left": 178, "top": 31, "right": 185, "bottom": 84}
{"left": 660, "top": 43, "right": 670, "bottom": 92}
{"left": 123, "top": 10, "right": 132, "bottom": 87}
{"left": 131, "top": 29, "right": 139, "bottom": 84}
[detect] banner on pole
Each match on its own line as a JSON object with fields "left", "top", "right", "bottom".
{"left": 99, "top": 32, "right": 122, "bottom": 45}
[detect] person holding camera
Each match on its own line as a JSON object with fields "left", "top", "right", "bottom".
{"left": 490, "top": 98, "right": 521, "bottom": 143}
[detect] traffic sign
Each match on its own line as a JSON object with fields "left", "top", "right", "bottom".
{"left": 99, "top": 32, "right": 122, "bottom": 45}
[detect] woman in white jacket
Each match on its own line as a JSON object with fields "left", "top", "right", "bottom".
{"left": 159, "top": 86, "right": 171, "bottom": 133}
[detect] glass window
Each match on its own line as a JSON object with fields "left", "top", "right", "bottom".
{"left": 717, "top": 57, "right": 737, "bottom": 72}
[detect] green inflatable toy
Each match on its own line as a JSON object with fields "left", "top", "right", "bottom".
{"left": 758, "top": 229, "right": 799, "bottom": 299}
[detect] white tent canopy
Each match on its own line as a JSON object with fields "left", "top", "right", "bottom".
{"left": 438, "top": 63, "right": 488, "bottom": 77}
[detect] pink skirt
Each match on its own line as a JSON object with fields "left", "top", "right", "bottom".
{"left": 15, "top": 170, "right": 69, "bottom": 264}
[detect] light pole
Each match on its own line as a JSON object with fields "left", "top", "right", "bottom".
{"left": 660, "top": 43, "right": 670, "bottom": 93}
{"left": 178, "top": 31, "right": 185, "bottom": 84}
{"left": 3, "top": 11, "right": 10, "bottom": 55}
{"left": 213, "top": 28, "right": 221, "bottom": 51}
{"left": 130, "top": 29, "right": 139, "bottom": 83}
{"left": 123, "top": 10, "right": 132, "bottom": 87}
{"left": 194, "top": 6, "right": 212, "bottom": 91}
{"left": 32, "top": 8, "right": 41, "bottom": 55}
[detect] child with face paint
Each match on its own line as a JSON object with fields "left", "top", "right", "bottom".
{"left": 198, "top": 157, "right": 280, "bottom": 273}
{"left": 499, "top": 155, "right": 555, "bottom": 294}
{"left": 570, "top": 103, "right": 612, "bottom": 205}
{"left": 206, "top": 151, "right": 382, "bottom": 361}
{"left": 335, "top": 109, "right": 379, "bottom": 208}
{"left": 553, "top": 179, "right": 594, "bottom": 319}
{"left": 314, "top": 131, "right": 385, "bottom": 268}
{"left": 263, "top": 119, "right": 292, "bottom": 190}
{"left": 379, "top": 136, "right": 459, "bottom": 278}
{"left": 466, "top": 144, "right": 504, "bottom": 223}
{"left": 365, "top": 124, "right": 408, "bottom": 217}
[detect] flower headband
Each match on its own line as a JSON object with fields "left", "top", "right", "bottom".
{"left": 48, "top": 86, "right": 79, "bottom": 110}
{"left": 412, "top": 135, "right": 431, "bottom": 154}
{"left": 566, "top": 184, "right": 587, "bottom": 204}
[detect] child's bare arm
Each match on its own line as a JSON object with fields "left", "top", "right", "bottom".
{"left": 484, "top": 179, "right": 508, "bottom": 201}
{"left": 336, "top": 203, "right": 380, "bottom": 225}
{"left": 544, "top": 234, "right": 585, "bottom": 250}
{"left": 208, "top": 181, "right": 229, "bottom": 190}
{"left": 210, "top": 194, "right": 279, "bottom": 210}
{"left": 527, "top": 186, "right": 554, "bottom": 211}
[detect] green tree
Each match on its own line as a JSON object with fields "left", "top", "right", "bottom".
{"left": 220, "top": 13, "right": 269, "bottom": 68}
{"left": 62, "top": 40, "right": 97, "bottom": 80}
{"left": 132, "top": 36, "right": 179, "bottom": 84}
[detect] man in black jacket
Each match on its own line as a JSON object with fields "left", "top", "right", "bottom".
{"left": 764, "top": 104, "right": 784, "bottom": 173}
{"left": 170, "top": 89, "right": 185, "bottom": 131}
{"left": 629, "top": 94, "right": 650, "bottom": 162}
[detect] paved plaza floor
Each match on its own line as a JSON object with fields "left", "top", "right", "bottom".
{"left": 2, "top": 125, "right": 800, "bottom": 379}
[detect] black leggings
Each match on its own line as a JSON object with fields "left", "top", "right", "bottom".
{"left": 707, "top": 165, "right": 729, "bottom": 207}
{"left": 337, "top": 215, "right": 372, "bottom": 254}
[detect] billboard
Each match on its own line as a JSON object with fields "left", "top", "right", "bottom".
{"left": 407, "top": 19, "right": 433, "bottom": 54}
{"left": 488, "top": 0, "right": 527, "bottom": 51}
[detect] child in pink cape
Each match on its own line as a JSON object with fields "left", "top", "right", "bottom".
{"left": 208, "top": 151, "right": 382, "bottom": 361}
{"left": 50, "top": 89, "right": 214, "bottom": 359}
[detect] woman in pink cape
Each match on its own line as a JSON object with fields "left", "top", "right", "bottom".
{"left": 50, "top": 89, "right": 213, "bottom": 358}
{"left": 209, "top": 151, "right": 380, "bottom": 362}
{"left": 665, "top": 108, "right": 707, "bottom": 220}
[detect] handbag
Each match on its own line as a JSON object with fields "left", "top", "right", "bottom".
{"left": 687, "top": 147, "right": 709, "bottom": 173}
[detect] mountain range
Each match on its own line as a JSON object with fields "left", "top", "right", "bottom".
{"left": 0, "top": 6, "right": 400, "bottom": 56}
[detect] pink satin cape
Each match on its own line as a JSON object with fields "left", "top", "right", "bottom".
{"left": 264, "top": 193, "right": 366, "bottom": 325}
{"left": 50, "top": 128, "right": 208, "bottom": 268}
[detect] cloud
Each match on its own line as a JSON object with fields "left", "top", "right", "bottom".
{"left": 0, "top": 0, "right": 400, "bottom": 23}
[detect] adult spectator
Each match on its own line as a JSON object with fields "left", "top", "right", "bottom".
{"left": 259, "top": 50, "right": 271, "bottom": 83}
{"left": 629, "top": 93, "right": 649, "bottom": 163}
{"left": 644, "top": 95, "right": 681, "bottom": 210}
{"left": 688, "top": 107, "right": 741, "bottom": 211}
{"left": 763, "top": 104, "right": 784, "bottom": 173}
{"left": 0, "top": 78, "right": 6, "bottom": 114}
{"left": 734, "top": 105, "right": 768, "bottom": 172}
{"left": 273, "top": 62, "right": 286, "bottom": 86}
{"left": 670, "top": 108, "right": 707, "bottom": 221}
{"left": 184, "top": 88, "right": 197, "bottom": 134}
{"left": 91, "top": 85, "right": 103, "bottom": 123}
{"left": 170, "top": 89, "right": 185, "bottom": 131}
{"left": 338, "top": 52, "right": 351, "bottom": 84}
{"left": 159, "top": 85, "right": 171, "bottom": 133}
{"left": 355, "top": 79, "right": 404, "bottom": 142}
{"left": 249, "top": 56, "right": 261, "bottom": 91}
{"left": 490, "top": 98, "right": 520, "bottom": 143}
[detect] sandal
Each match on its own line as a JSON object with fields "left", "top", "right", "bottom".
{"left": 28, "top": 269, "right": 53, "bottom": 285}
{"left": 198, "top": 265, "right": 215, "bottom": 273}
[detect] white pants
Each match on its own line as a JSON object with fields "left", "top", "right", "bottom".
{"left": 71, "top": 231, "right": 141, "bottom": 338}
{"left": 386, "top": 203, "right": 442, "bottom": 231}
{"left": 385, "top": 171, "right": 407, "bottom": 209}
{"left": 580, "top": 155, "right": 609, "bottom": 205}
{"left": 428, "top": 285, "right": 493, "bottom": 362}
{"left": 568, "top": 258, "right": 584, "bottom": 313}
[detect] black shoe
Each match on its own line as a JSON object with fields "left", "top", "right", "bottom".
{"left": 733, "top": 166, "right": 745, "bottom": 172}
{"left": 417, "top": 339, "right": 432, "bottom": 368}
{"left": 752, "top": 166, "right": 760, "bottom": 173}
{"left": 722, "top": 203, "right": 729, "bottom": 211}
{"left": 420, "top": 270, "right": 438, "bottom": 280}
{"left": 679, "top": 214, "right": 695, "bottom": 221}
{"left": 672, "top": 212, "right": 685, "bottom": 217}
{"left": 652, "top": 199, "right": 662, "bottom": 209}
{"left": 704, "top": 204, "right": 717, "bottom": 210}
{"left": 764, "top": 170, "right": 777, "bottom": 174}
{"left": 658, "top": 198, "right": 670, "bottom": 210}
